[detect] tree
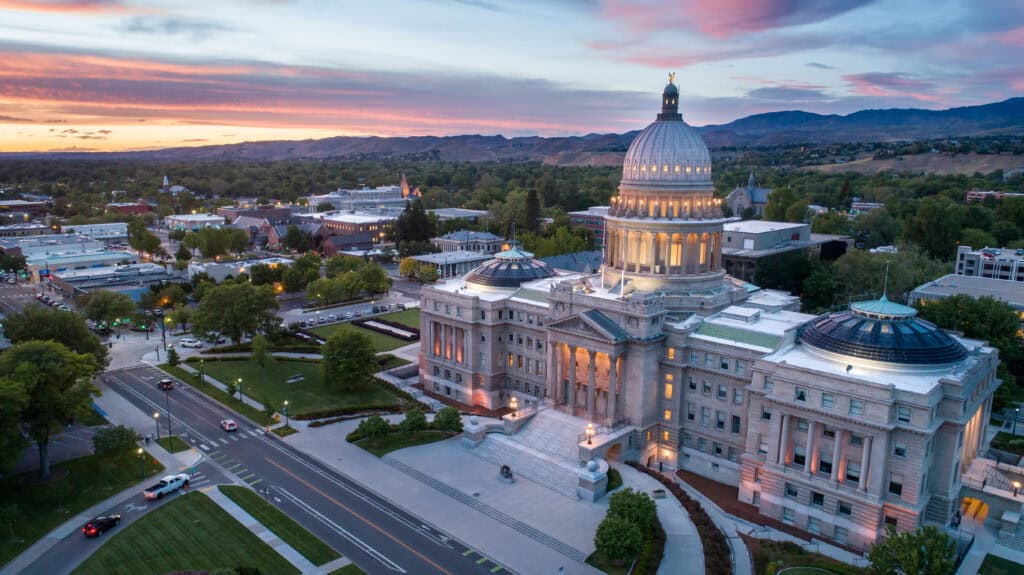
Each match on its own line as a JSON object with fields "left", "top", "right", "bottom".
{"left": 156, "top": 284, "right": 188, "bottom": 308}
{"left": 175, "top": 242, "right": 193, "bottom": 261}
{"left": 166, "top": 346, "right": 180, "bottom": 366}
{"left": 754, "top": 250, "right": 812, "bottom": 295}
{"left": 593, "top": 515, "right": 642, "bottom": 565}
{"left": 607, "top": 488, "right": 657, "bottom": 530}
{"left": 0, "top": 377, "right": 30, "bottom": 473}
{"left": 400, "top": 408, "right": 427, "bottom": 437}
{"left": 326, "top": 255, "right": 360, "bottom": 278}
{"left": 93, "top": 425, "right": 139, "bottom": 455}
{"left": 433, "top": 406, "right": 463, "bottom": 433}
{"left": 0, "top": 341, "right": 99, "bottom": 478}
{"left": 182, "top": 232, "right": 201, "bottom": 257}
{"left": 78, "top": 290, "right": 136, "bottom": 327}
{"left": 525, "top": 188, "right": 541, "bottom": 232}
{"left": 358, "top": 261, "right": 391, "bottom": 294}
{"left": 853, "top": 209, "right": 899, "bottom": 248}
{"left": 763, "top": 187, "right": 799, "bottom": 222}
{"left": 191, "top": 282, "right": 280, "bottom": 344}
{"left": 811, "top": 212, "right": 849, "bottom": 235}
{"left": 826, "top": 246, "right": 944, "bottom": 305}
{"left": 399, "top": 257, "right": 419, "bottom": 279}
{"left": 128, "top": 218, "right": 162, "bottom": 257}
{"left": 168, "top": 304, "right": 192, "bottom": 331}
{"left": 393, "top": 199, "right": 436, "bottom": 252}
{"left": 315, "top": 202, "right": 335, "bottom": 212}
{"left": 283, "top": 225, "right": 312, "bottom": 253}
{"left": 959, "top": 227, "right": 997, "bottom": 250}
{"left": 226, "top": 380, "right": 238, "bottom": 399}
{"left": 250, "top": 263, "right": 283, "bottom": 286}
{"left": 356, "top": 415, "right": 391, "bottom": 445}
{"left": 904, "top": 196, "right": 966, "bottom": 259}
{"left": 321, "top": 331, "right": 376, "bottom": 390}
{"left": 251, "top": 334, "right": 270, "bottom": 367}
{"left": 2, "top": 306, "right": 108, "bottom": 367}
{"left": 868, "top": 525, "right": 954, "bottom": 575}
{"left": 226, "top": 228, "right": 251, "bottom": 254}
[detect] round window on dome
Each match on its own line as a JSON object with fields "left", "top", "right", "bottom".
{"left": 674, "top": 165, "right": 680, "bottom": 173}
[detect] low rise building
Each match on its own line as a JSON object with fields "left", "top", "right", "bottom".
{"left": 412, "top": 251, "right": 494, "bottom": 279}
{"left": 432, "top": 231, "right": 505, "bottom": 254}
{"left": 720, "top": 221, "right": 848, "bottom": 283}
{"left": 567, "top": 206, "right": 609, "bottom": 247}
{"left": 0, "top": 223, "right": 49, "bottom": 238}
{"left": 965, "top": 190, "right": 1024, "bottom": 203}
{"left": 49, "top": 263, "right": 179, "bottom": 300}
{"left": 187, "top": 257, "right": 294, "bottom": 283}
{"left": 0, "top": 199, "right": 48, "bottom": 216}
{"left": 106, "top": 202, "right": 150, "bottom": 215}
{"left": 909, "top": 274, "right": 1024, "bottom": 337}
{"left": 318, "top": 212, "right": 394, "bottom": 244}
{"left": 0, "top": 233, "right": 104, "bottom": 257}
{"left": 306, "top": 184, "right": 411, "bottom": 212}
{"left": 321, "top": 232, "right": 374, "bottom": 256}
{"left": 216, "top": 204, "right": 292, "bottom": 221}
{"left": 428, "top": 208, "right": 489, "bottom": 224}
{"left": 60, "top": 222, "right": 128, "bottom": 241}
{"left": 725, "top": 173, "right": 773, "bottom": 217}
{"left": 850, "top": 200, "right": 886, "bottom": 215}
{"left": 27, "top": 249, "right": 138, "bottom": 282}
{"left": 955, "top": 245, "right": 1024, "bottom": 283}
{"left": 164, "top": 213, "right": 225, "bottom": 231}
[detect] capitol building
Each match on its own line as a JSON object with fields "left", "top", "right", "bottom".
{"left": 418, "top": 79, "right": 1001, "bottom": 549}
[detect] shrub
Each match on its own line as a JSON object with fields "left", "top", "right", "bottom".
{"left": 400, "top": 408, "right": 427, "bottom": 436}
{"left": 166, "top": 346, "right": 180, "bottom": 366}
{"left": 432, "top": 406, "right": 463, "bottom": 432}
{"left": 608, "top": 488, "right": 657, "bottom": 530}
{"left": 633, "top": 516, "right": 666, "bottom": 575}
{"left": 594, "top": 515, "right": 642, "bottom": 565}
{"left": 356, "top": 415, "right": 391, "bottom": 444}
{"left": 93, "top": 425, "right": 138, "bottom": 455}
{"left": 606, "top": 467, "right": 623, "bottom": 492}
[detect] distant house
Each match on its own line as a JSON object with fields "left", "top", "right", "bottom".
{"left": 321, "top": 232, "right": 374, "bottom": 256}
{"left": 229, "top": 216, "right": 273, "bottom": 244}
{"left": 267, "top": 222, "right": 325, "bottom": 251}
{"left": 725, "top": 172, "right": 773, "bottom": 217}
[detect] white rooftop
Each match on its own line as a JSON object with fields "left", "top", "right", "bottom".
{"left": 165, "top": 213, "right": 224, "bottom": 222}
{"left": 413, "top": 252, "right": 493, "bottom": 265}
{"left": 723, "top": 220, "right": 806, "bottom": 234}
{"left": 320, "top": 212, "right": 395, "bottom": 224}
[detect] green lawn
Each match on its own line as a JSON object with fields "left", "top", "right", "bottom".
{"left": 354, "top": 430, "right": 456, "bottom": 457}
{"left": 0, "top": 451, "right": 164, "bottom": 566}
{"left": 745, "top": 536, "right": 866, "bottom": 575}
{"left": 155, "top": 436, "right": 190, "bottom": 453}
{"left": 73, "top": 492, "right": 299, "bottom": 575}
{"left": 219, "top": 486, "right": 339, "bottom": 566}
{"left": 272, "top": 425, "right": 299, "bottom": 438}
{"left": 778, "top": 569, "right": 840, "bottom": 575}
{"left": 329, "top": 564, "right": 367, "bottom": 575}
{"left": 377, "top": 308, "right": 420, "bottom": 329}
{"left": 311, "top": 322, "right": 410, "bottom": 352}
{"left": 979, "top": 554, "right": 1024, "bottom": 575}
{"left": 199, "top": 359, "right": 401, "bottom": 417}
{"left": 158, "top": 364, "right": 270, "bottom": 426}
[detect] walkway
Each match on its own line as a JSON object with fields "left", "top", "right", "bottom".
{"left": 206, "top": 486, "right": 348, "bottom": 575}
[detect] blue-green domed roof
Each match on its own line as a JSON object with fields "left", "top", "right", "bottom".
{"left": 466, "top": 245, "right": 554, "bottom": 288}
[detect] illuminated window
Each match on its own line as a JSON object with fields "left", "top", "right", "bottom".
{"left": 507, "top": 353, "right": 514, "bottom": 366}
{"left": 667, "top": 347, "right": 675, "bottom": 360}
{"left": 662, "top": 430, "right": 670, "bottom": 442}
{"left": 664, "top": 409, "right": 672, "bottom": 421}
{"left": 664, "top": 383, "right": 673, "bottom": 399}
{"left": 641, "top": 164, "right": 647, "bottom": 172}
{"left": 674, "top": 165, "right": 681, "bottom": 173}
{"left": 685, "top": 165, "right": 692, "bottom": 174}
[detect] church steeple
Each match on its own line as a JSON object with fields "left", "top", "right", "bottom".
{"left": 657, "top": 72, "right": 682, "bottom": 121}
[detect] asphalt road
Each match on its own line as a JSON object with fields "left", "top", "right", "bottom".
{"left": 0, "top": 281, "right": 41, "bottom": 314}
{"left": 98, "top": 365, "right": 509, "bottom": 575}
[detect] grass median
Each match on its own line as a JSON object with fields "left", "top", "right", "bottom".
{"left": 155, "top": 436, "right": 190, "bottom": 453}
{"left": 219, "top": 485, "right": 340, "bottom": 566}
{"left": 377, "top": 308, "right": 420, "bottom": 328}
{"left": 72, "top": 492, "right": 298, "bottom": 575}
{"left": 158, "top": 363, "right": 270, "bottom": 426}
{"left": 355, "top": 430, "right": 456, "bottom": 457}
{"left": 0, "top": 450, "right": 164, "bottom": 566}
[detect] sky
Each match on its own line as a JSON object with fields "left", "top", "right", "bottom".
{"left": 0, "top": 0, "right": 1021, "bottom": 152}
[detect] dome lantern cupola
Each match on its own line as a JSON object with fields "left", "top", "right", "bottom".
{"left": 658, "top": 72, "right": 682, "bottom": 121}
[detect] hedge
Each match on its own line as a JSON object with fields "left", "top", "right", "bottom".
{"left": 627, "top": 461, "right": 732, "bottom": 575}
{"left": 633, "top": 515, "right": 667, "bottom": 575}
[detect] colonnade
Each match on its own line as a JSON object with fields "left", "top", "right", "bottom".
{"left": 547, "top": 341, "right": 621, "bottom": 425}
{"left": 608, "top": 193, "right": 722, "bottom": 219}
{"left": 428, "top": 320, "right": 465, "bottom": 365}
{"left": 773, "top": 414, "right": 889, "bottom": 495}
{"left": 605, "top": 229, "right": 721, "bottom": 275}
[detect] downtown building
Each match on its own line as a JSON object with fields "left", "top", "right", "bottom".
{"left": 417, "top": 80, "right": 1001, "bottom": 549}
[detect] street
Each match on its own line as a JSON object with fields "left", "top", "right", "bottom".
{"left": 96, "top": 365, "right": 506, "bottom": 575}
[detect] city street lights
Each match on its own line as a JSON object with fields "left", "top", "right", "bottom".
{"left": 1016, "top": 408, "right": 1020, "bottom": 436}
{"left": 237, "top": 378, "right": 244, "bottom": 405}
{"left": 153, "top": 308, "right": 167, "bottom": 350}
{"left": 283, "top": 400, "right": 289, "bottom": 428}
{"left": 1015, "top": 481, "right": 1022, "bottom": 497}
{"left": 586, "top": 422, "right": 594, "bottom": 445}
{"left": 198, "top": 359, "right": 204, "bottom": 385}
{"left": 510, "top": 396, "right": 518, "bottom": 418}
{"left": 137, "top": 447, "right": 144, "bottom": 480}
{"left": 153, "top": 412, "right": 160, "bottom": 441}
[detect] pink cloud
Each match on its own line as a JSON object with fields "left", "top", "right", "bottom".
{"left": 0, "top": 0, "right": 136, "bottom": 13}
{"left": 842, "top": 72, "right": 943, "bottom": 103}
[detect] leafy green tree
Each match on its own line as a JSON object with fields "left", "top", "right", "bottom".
{"left": 0, "top": 377, "right": 30, "bottom": 473}
{"left": 92, "top": 425, "right": 139, "bottom": 455}
{"left": 326, "top": 255, "right": 361, "bottom": 278}
{"left": 525, "top": 188, "right": 541, "bottom": 232}
{"left": 182, "top": 232, "right": 201, "bottom": 257}
{"left": 282, "top": 267, "right": 306, "bottom": 292}
{"left": 416, "top": 262, "right": 439, "bottom": 283}
{"left": 433, "top": 406, "right": 463, "bottom": 432}
{"left": 168, "top": 304, "right": 192, "bottom": 331}
{"left": 156, "top": 284, "right": 188, "bottom": 308}
{"left": 249, "top": 263, "right": 283, "bottom": 286}
{"left": 400, "top": 408, "right": 427, "bottom": 437}
{"left": 607, "top": 488, "right": 657, "bottom": 530}
{"left": 800, "top": 262, "right": 839, "bottom": 313}
{"left": 991, "top": 220, "right": 1021, "bottom": 246}
{"left": 827, "top": 246, "right": 945, "bottom": 304}
{"left": 763, "top": 186, "right": 799, "bottom": 222}
{"left": 358, "top": 261, "right": 392, "bottom": 294}
{"left": 226, "top": 380, "right": 238, "bottom": 399}
{"left": 754, "top": 250, "right": 812, "bottom": 295}
{"left": 357, "top": 415, "right": 391, "bottom": 445}
{"left": 853, "top": 209, "right": 899, "bottom": 248}
{"left": 0, "top": 341, "right": 99, "bottom": 478}
{"left": 811, "top": 212, "right": 850, "bottom": 235}
{"left": 251, "top": 334, "right": 270, "bottom": 367}
{"left": 192, "top": 282, "right": 280, "bottom": 344}
{"left": 399, "top": 257, "right": 419, "bottom": 279}
{"left": 283, "top": 225, "right": 312, "bottom": 253}
{"left": 175, "top": 242, "right": 193, "bottom": 261}
{"left": 166, "top": 346, "right": 180, "bottom": 366}
{"left": 393, "top": 199, "right": 436, "bottom": 252}
{"left": 226, "top": 227, "right": 250, "bottom": 254}
{"left": 594, "top": 515, "right": 642, "bottom": 565}
{"left": 315, "top": 202, "right": 335, "bottom": 212}
{"left": 868, "top": 525, "right": 954, "bottom": 575}
{"left": 78, "top": 290, "right": 136, "bottom": 327}
{"left": 959, "top": 227, "right": 997, "bottom": 250}
{"left": 2, "top": 306, "right": 108, "bottom": 367}
{"left": 321, "top": 331, "right": 376, "bottom": 390}
{"left": 904, "top": 196, "right": 966, "bottom": 259}
{"left": 128, "top": 218, "right": 162, "bottom": 257}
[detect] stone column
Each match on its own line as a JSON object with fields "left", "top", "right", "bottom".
{"left": 547, "top": 341, "right": 559, "bottom": 404}
{"left": 859, "top": 435, "right": 871, "bottom": 492}
{"left": 769, "top": 410, "right": 783, "bottom": 463}
{"left": 831, "top": 430, "right": 844, "bottom": 482}
{"left": 606, "top": 354, "right": 618, "bottom": 426}
{"left": 870, "top": 433, "right": 889, "bottom": 497}
{"left": 567, "top": 345, "right": 577, "bottom": 413}
{"left": 586, "top": 349, "right": 597, "bottom": 422}
{"left": 804, "top": 421, "right": 816, "bottom": 474}
{"left": 778, "top": 414, "right": 790, "bottom": 465}
{"left": 440, "top": 323, "right": 448, "bottom": 361}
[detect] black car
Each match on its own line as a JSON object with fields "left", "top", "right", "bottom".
{"left": 82, "top": 515, "right": 121, "bottom": 537}
{"left": 158, "top": 378, "right": 174, "bottom": 391}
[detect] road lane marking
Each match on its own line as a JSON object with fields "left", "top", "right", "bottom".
{"left": 462, "top": 550, "right": 473, "bottom": 557}
{"left": 241, "top": 473, "right": 257, "bottom": 481}
{"left": 230, "top": 436, "right": 239, "bottom": 442}
{"left": 199, "top": 444, "right": 209, "bottom": 451}
{"left": 475, "top": 557, "right": 488, "bottom": 565}
{"left": 490, "top": 564, "right": 503, "bottom": 573}
{"left": 249, "top": 479, "right": 263, "bottom": 487}
{"left": 219, "top": 439, "right": 229, "bottom": 446}
{"left": 268, "top": 459, "right": 453, "bottom": 575}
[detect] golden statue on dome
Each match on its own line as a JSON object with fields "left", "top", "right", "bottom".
{"left": 668, "top": 72, "right": 676, "bottom": 85}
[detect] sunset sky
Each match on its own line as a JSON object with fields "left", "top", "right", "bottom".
{"left": 1, "top": 0, "right": 1021, "bottom": 152}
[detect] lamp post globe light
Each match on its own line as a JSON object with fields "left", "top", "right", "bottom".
{"left": 586, "top": 422, "right": 594, "bottom": 445}
{"left": 510, "top": 396, "right": 518, "bottom": 418}
{"left": 1015, "top": 481, "right": 1022, "bottom": 497}
{"left": 1016, "top": 408, "right": 1020, "bottom": 436}
{"left": 284, "top": 400, "right": 289, "bottom": 427}
{"left": 153, "top": 412, "right": 160, "bottom": 441}
{"left": 237, "top": 378, "right": 244, "bottom": 405}
{"left": 137, "top": 447, "right": 144, "bottom": 480}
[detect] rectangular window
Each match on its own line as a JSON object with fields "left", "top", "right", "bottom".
{"left": 793, "top": 446, "right": 806, "bottom": 467}
{"left": 819, "top": 454, "right": 833, "bottom": 475}
{"left": 698, "top": 437, "right": 707, "bottom": 452}
{"left": 662, "top": 430, "right": 670, "bottom": 442}
{"left": 456, "top": 307, "right": 463, "bottom": 317}
{"left": 884, "top": 515, "right": 898, "bottom": 528}
{"left": 720, "top": 357, "right": 729, "bottom": 371}
{"left": 822, "top": 427, "right": 836, "bottom": 439}
{"left": 517, "top": 355, "right": 523, "bottom": 369}
{"left": 834, "top": 526, "right": 848, "bottom": 544}
{"left": 845, "top": 461, "right": 860, "bottom": 484}
{"left": 717, "top": 384, "right": 727, "bottom": 400}
{"left": 761, "top": 408, "right": 772, "bottom": 421}
{"left": 665, "top": 383, "right": 674, "bottom": 400}
{"left": 731, "top": 415, "right": 741, "bottom": 434}
{"left": 811, "top": 492, "right": 824, "bottom": 508}
{"left": 889, "top": 473, "right": 904, "bottom": 497}
{"left": 701, "top": 407, "right": 710, "bottom": 427}
{"left": 808, "top": 516, "right": 821, "bottom": 535}
{"left": 794, "top": 387, "right": 807, "bottom": 402}
{"left": 728, "top": 447, "right": 738, "bottom": 462}
{"left": 849, "top": 399, "right": 864, "bottom": 416}
{"left": 507, "top": 352, "right": 514, "bottom": 366}
{"left": 821, "top": 392, "right": 835, "bottom": 409}
{"left": 667, "top": 347, "right": 675, "bottom": 360}
{"left": 733, "top": 389, "right": 743, "bottom": 405}
{"left": 894, "top": 442, "right": 907, "bottom": 458}
{"left": 736, "top": 360, "right": 747, "bottom": 376}
{"left": 764, "top": 377, "right": 774, "bottom": 391}
{"left": 797, "top": 418, "right": 809, "bottom": 432}
{"left": 702, "top": 381, "right": 711, "bottom": 395}
{"left": 785, "top": 483, "right": 798, "bottom": 498}
{"left": 713, "top": 442, "right": 723, "bottom": 456}
{"left": 758, "top": 436, "right": 768, "bottom": 455}
{"left": 837, "top": 500, "right": 852, "bottom": 517}
{"left": 689, "top": 351, "right": 699, "bottom": 364}
{"left": 705, "top": 353, "right": 714, "bottom": 367}
{"left": 664, "top": 409, "right": 672, "bottom": 421}
{"left": 687, "top": 402, "right": 696, "bottom": 421}
{"left": 782, "top": 507, "right": 795, "bottom": 523}
{"left": 897, "top": 406, "right": 911, "bottom": 423}
{"left": 527, "top": 337, "right": 532, "bottom": 347}
{"left": 716, "top": 411, "right": 726, "bottom": 430}
{"left": 689, "top": 377, "right": 697, "bottom": 390}
{"left": 752, "top": 491, "right": 761, "bottom": 505}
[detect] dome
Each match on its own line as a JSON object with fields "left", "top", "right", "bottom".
{"left": 466, "top": 245, "right": 554, "bottom": 289}
{"left": 799, "top": 296, "right": 968, "bottom": 366}
{"left": 621, "top": 80, "right": 712, "bottom": 188}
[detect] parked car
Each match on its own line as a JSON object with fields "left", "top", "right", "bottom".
{"left": 220, "top": 419, "right": 238, "bottom": 432}
{"left": 327, "top": 314, "right": 337, "bottom": 322}
{"left": 158, "top": 378, "right": 174, "bottom": 391}
{"left": 82, "top": 515, "right": 121, "bottom": 537}
{"left": 343, "top": 312, "right": 354, "bottom": 320}
{"left": 143, "top": 473, "right": 190, "bottom": 500}
{"left": 179, "top": 338, "right": 203, "bottom": 348}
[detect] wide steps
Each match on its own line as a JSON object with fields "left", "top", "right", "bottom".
{"left": 471, "top": 435, "right": 580, "bottom": 499}
{"left": 381, "top": 456, "right": 588, "bottom": 562}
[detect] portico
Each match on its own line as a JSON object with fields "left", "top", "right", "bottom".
{"left": 546, "top": 311, "right": 628, "bottom": 425}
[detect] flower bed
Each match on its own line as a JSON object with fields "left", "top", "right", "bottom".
{"left": 627, "top": 461, "right": 732, "bottom": 575}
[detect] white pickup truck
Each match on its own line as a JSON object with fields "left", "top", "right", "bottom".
{"left": 143, "top": 473, "right": 190, "bottom": 500}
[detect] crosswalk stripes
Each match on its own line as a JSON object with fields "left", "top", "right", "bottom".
{"left": 462, "top": 549, "right": 503, "bottom": 573}
{"left": 199, "top": 444, "right": 209, "bottom": 451}
{"left": 219, "top": 439, "right": 229, "bottom": 446}
{"left": 230, "top": 436, "right": 239, "bottom": 442}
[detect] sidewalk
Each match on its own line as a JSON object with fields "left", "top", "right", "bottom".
{"left": 175, "top": 362, "right": 268, "bottom": 412}
{"left": 206, "top": 486, "right": 349, "bottom": 575}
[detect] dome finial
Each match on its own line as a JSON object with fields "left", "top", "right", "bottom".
{"left": 668, "top": 71, "right": 675, "bottom": 85}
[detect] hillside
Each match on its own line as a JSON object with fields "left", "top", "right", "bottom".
{"left": 811, "top": 152, "right": 1024, "bottom": 175}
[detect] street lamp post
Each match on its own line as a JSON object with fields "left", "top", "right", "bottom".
{"left": 153, "top": 308, "right": 167, "bottom": 350}
{"left": 198, "top": 359, "right": 204, "bottom": 385}
{"left": 1015, "top": 481, "right": 1022, "bottom": 497}
{"left": 510, "top": 396, "right": 518, "bottom": 418}
{"left": 1016, "top": 408, "right": 1020, "bottom": 436}
{"left": 237, "top": 378, "right": 244, "bottom": 405}
{"left": 284, "top": 400, "right": 289, "bottom": 428}
{"left": 586, "top": 422, "right": 594, "bottom": 445}
{"left": 155, "top": 345, "right": 160, "bottom": 362}
{"left": 137, "top": 447, "right": 144, "bottom": 480}
{"left": 153, "top": 412, "right": 160, "bottom": 441}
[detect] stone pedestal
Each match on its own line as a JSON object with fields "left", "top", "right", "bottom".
{"left": 577, "top": 459, "right": 609, "bottom": 502}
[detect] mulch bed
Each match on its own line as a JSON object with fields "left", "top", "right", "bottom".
{"left": 411, "top": 383, "right": 512, "bottom": 418}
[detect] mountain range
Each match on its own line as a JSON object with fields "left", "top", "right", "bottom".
{"left": 4, "top": 97, "right": 1023, "bottom": 164}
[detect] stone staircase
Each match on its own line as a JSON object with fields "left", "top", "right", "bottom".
{"left": 509, "top": 409, "right": 587, "bottom": 463}
{"left": 381, "top": 456, "right": 588, "bottom": 562}
{"left": 471, "top": 434, "right": 581, "bottom": 499}
{"left": 1005, "top": 513, "right": 1024, "bottom": 552}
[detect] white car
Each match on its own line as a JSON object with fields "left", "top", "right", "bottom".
{"left": 179, "top": 338, "right": 203, "bottom": 348}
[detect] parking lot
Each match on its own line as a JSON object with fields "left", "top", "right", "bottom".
{"left": 295, "top": 301, "right": 409, "bottom": 329}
